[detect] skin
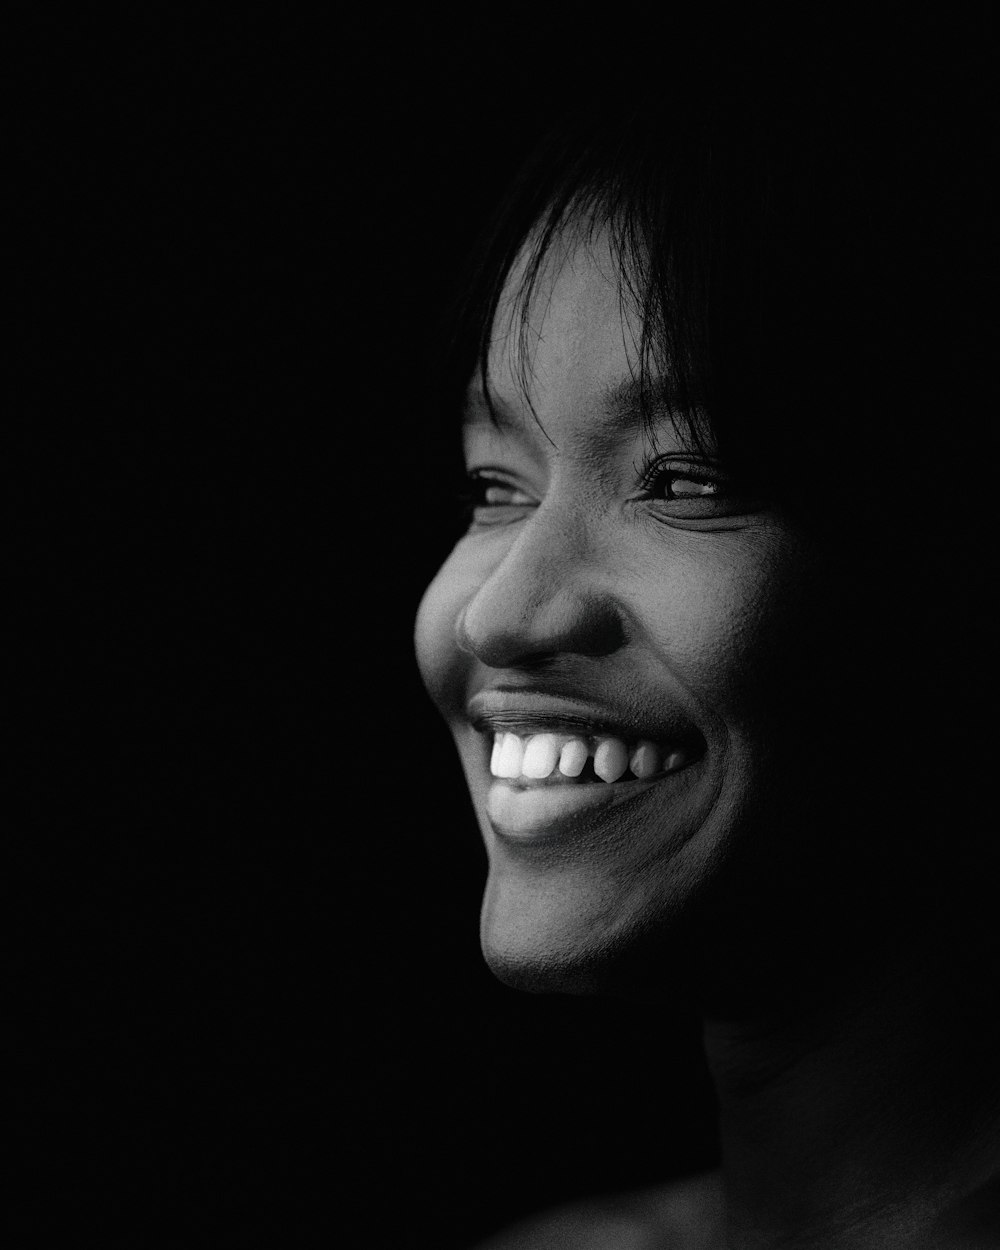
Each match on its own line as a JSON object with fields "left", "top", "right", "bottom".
{"left": 414, "top": 224, "right": 1000, "bottom": 1247}
{"left": 416, "top": 225, "right": 834, "bottom": 995}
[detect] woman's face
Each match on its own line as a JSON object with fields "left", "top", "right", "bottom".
{"left": 415, "top": 226, "right": 836, "bottom": 995}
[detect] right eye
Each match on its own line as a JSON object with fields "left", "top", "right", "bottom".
{"left": 461, "top": 470, "right": 537, "bottom": 526}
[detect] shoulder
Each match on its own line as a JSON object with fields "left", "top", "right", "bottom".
{"left": 473, "top": 1171, "right": 724, "bottom": 1250}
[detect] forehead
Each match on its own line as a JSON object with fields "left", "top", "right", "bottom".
{"left": 485, "top": 223, "right": 643, "bottom": 417}
{"left": 466, "top": 223, "right": 698, "bottom": 454}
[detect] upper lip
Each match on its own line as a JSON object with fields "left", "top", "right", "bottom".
{"left": 466, "top": 687, "right": 704, "bottom": 749}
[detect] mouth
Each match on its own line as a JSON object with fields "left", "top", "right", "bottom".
{"left": 466, "top": 693, "right": 706, "bottom": 841}
{"left": 489, "top": 729, "right": 693, "bottom": 785}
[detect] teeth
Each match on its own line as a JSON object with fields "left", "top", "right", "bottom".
{"left": 521, "top": 734, "right": 559, "bottom": 779}
{"left": 558, "top": 738, "right": 588, "bottom": 777}
{"left": 495, "top": 732, "right": 525, "bottom": 779}
{"left": 593, "top": 737, "right": 629, "bottom": 783}
{"left": 629, "top": 740, "right": 660, "bottom": 780}
{"left": 489, "top": 731, "right": 691, "bottom": 782}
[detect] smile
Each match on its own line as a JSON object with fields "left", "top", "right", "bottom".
{"left": 490, "top": 731, "right": 691, "bottom": 785}
{"left": 481, "top": 729, "right": 704, "bottom": 842}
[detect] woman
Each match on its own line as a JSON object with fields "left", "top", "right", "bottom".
{"left": 415, "top": 45, "right": 998, "bottom": 1250}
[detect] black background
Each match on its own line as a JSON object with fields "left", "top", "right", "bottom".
{"left": 10, "top": 10, "right": 719, "bottom": 1247}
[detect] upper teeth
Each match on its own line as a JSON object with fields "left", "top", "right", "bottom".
{"left": 489, "top": 731, "right": 687, "bottom": 784}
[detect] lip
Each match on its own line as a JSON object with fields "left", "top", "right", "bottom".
{"left": 484, "top": 769, "right": 701, "bottom": 842}
{"left": 465, "top": 687, "right": 704, "bottom": 750}
{"left": 464, "top": 687, "right": 707, "bottom": 844}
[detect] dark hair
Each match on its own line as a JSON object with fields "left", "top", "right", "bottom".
{"left": 449, "top": 42, "right": 994, "bottom": 554}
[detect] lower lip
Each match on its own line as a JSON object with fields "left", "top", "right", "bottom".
{"left": 486, "top": 770, "right": 693, "bottom": 841}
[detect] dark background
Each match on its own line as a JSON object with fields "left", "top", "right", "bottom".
{"left": 9, "top": 10, "right": 718, "bottom": 1247}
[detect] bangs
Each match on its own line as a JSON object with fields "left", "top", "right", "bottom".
{"left": 461, "top": 103, "right": 721, "bottom": 460}
{"left": 493, "top": 190, "right": 717, "bottom": 459}
{"left": 445, "top": 58, "right": 991, "bottom": 534}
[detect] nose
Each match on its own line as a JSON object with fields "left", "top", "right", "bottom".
{"left": 455, "top": 512, "right": 627, "bottom": 668}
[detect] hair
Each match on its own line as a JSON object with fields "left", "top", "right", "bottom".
{"left": 447, "top": 39, "right": 994, "bottom": 558}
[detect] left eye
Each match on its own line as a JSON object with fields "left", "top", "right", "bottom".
{"left": 638, "top": 456, "right": 758, "bottom": 520}
{"left": 648, "top": 470, "right": 724, "bottom": 501}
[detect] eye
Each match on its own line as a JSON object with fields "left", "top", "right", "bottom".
{"left": 638, "top": 456, "right": 759, "bottom": 520}
{"left": 652, "top": 471, "right": 722, "bottom": 500}
{"left": 461, "top": 470, "right": 537, "bottom": 527}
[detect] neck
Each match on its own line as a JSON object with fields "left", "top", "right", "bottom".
{"left": 702, "top": 932, "right": 1000, "bottom": 1248}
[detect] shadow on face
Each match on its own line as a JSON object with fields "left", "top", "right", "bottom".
{"left": 415, "top": 51, "right": 997, "bottom": 1012}
{"left": 415, "top": 223, "right": 933, "bottom": 1007}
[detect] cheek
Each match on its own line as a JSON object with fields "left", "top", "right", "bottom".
{"left": 635, "top": 536, "right": 820, "bottom": 724}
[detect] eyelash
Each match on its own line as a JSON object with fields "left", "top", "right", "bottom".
{"left": 637, "top": 455, "right": 730, "bottom": 501}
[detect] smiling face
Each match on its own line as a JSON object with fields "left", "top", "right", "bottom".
{"left": 415, "top": 224, "right": 843, "bottom": 997}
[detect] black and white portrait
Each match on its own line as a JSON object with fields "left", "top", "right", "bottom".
{"left": 10, "top": 9, "right": 998, "bottom": 1248}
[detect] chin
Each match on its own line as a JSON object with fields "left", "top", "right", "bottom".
{"left": 478, "top": 865, "right": 704, "bottom": 999}
{"left": 480, "top": 941, "right": 604, "bottom": 996}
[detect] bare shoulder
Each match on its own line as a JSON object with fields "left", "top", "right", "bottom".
{"left": 473, "top": 1171, "right": 724, "bottom": 1250}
